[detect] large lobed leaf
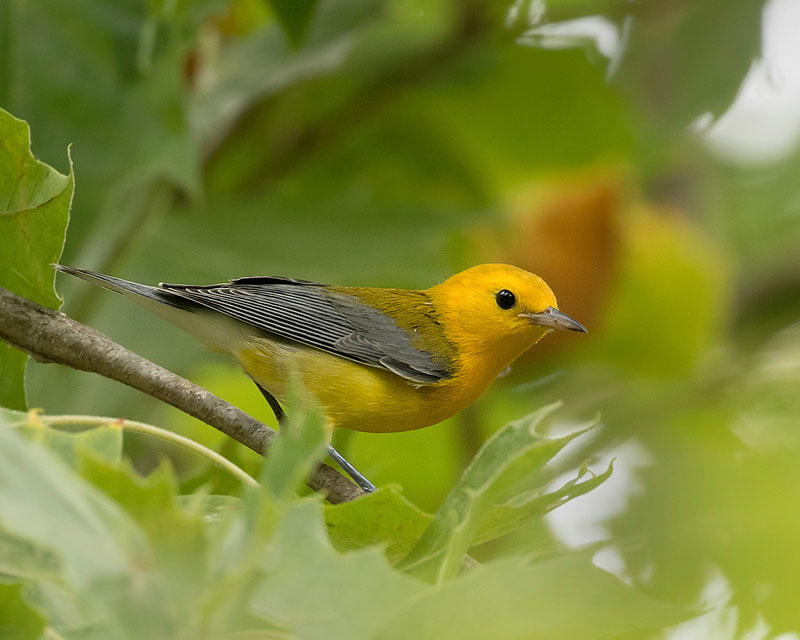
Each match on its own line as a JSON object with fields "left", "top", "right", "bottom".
{"left": 0, "top": 108, "right": 73, "bottom": 410}
{"left": 250, "top": 500, "right": 426, "bottom": 640}
{"left": 378, "top": 552, "right": 690, "bottom": 640}
{"left": 0, "top": 415, "right": 145, "bottom": 592}
{"left": 3, "top": 409, "right": 123, "bottom": 468}
{"left": 325, "top": 485, "right": 432, "bottom": 563}
{"left": 472, "top": 459, "right": 614, "bottom": 548}
{"left": 397, "top": 403, "right": 601, "bottom": 583}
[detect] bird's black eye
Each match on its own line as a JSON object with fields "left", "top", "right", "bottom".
{"left": 495, "top": 289, "right": 516, "bottom": 310}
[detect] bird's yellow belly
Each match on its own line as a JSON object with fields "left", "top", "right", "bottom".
{"left": 234, "top": 338, "right": 482, "bottom": 433}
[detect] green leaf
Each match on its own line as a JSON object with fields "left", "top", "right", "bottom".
{"left": 259, "top": 384, "right": 328, "bottom": 500}
{"left": 18, "top": 581, "right": 96, "bottom": 639}
{"left": 0, "top": 414, "right": 149, "bottom": 589}
{"left": 398, "top": 404, "right": 590, "bottom": 583}
{"left": 588, "top": 213, "right": 727, "bottom": 379}
{"left": 175, "top": 494, "right": 243, "bottom": 523}
{"left": 0, "top": 112, "right": 69, "bottom": 216}
{"left": 16, "top": 419, "right": 123, "bottom": 468}
{"left": 473, "top": 459, "right": 614, "bottom": 547}
{"left": 2, "top": 411, "right": 125, "bottom": 469}
{"left": 0, "top": 108, "right": 72, "bottom": 307}
{"left": 0, "top": 531, "right": 63, "bottom": 583}
{"left": 0, "top": 108, "right": 73, "bottom": 411}
{"left": 0, "top": 407, "right": 26, "bottom": 424}
{"left": 325, "top": 485, "right": 432, "bottom": 563}
{"left": 417, "top": 45, "right": 633, "bottom": 193}
{"left": 193, "top": 0, "right": 387, "bottom": 151}
{"left": 249, "top": 501, "right": 427, "bottom": 640}
{"left": 375, "top": 554, "right": 691, "bottom": 640}
{"left": 268, "top": 0, "right": 320, "bottom": 45}
{"left": 615, "top": 0, "right": 764, "bottom": 128}
{"left": 0, "top": 406, "right": 683, "bottom": 638}
{"left": 0, "top": 584, "right": 46, "bottom": 640}
{"left": 78, "top": 455, "right": 216, "bottom": 609}
{"left": 210, "top": 632, "right": 303, "bottom": 640}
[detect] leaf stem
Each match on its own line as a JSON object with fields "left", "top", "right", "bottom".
{"left": 41, "top": 414, "right": 259, "bottom": 488}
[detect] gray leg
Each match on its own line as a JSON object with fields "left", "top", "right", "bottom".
{"left": 252, "top": 381, "right": 376, "bottom": 493}
{"left": 326, "top": 444, "right": 376, "bottom": 493}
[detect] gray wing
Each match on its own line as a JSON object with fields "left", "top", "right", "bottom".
{"left": 159, "top": 276, "right": 451, "bottom": 385}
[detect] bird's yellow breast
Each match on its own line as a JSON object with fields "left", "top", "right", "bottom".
{"left": 234, "top": 337, "right": 504, "bottom": 433}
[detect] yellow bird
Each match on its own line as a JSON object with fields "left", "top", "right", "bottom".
{"left": 55, "top": 264, "right": 586, "bottom": 491}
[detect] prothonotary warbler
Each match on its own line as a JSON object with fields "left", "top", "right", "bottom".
{"left": 55, "top": 263, "right": 586, "bottom": 492}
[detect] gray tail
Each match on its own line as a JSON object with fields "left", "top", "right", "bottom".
{"left": 53, "top": 265, "right": 191, "bottom": 309}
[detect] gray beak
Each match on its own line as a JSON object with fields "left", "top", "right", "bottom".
{"left": 519, "top": 307, "right": 587, "bottom": 333}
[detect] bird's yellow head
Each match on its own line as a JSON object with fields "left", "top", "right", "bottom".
{"left": 428, "top": 264, "right": 586, "bottom": 374}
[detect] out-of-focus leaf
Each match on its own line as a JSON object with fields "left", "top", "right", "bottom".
{"left": 733, "top": 325, "right": 800, "bottom": 454}
{"left": 77, "top": 455, "right": 211, "bottom": 610}
{"left": 719, "top": 153, "right": 800, "bottom": 337}
{"left": 17, "top": 582, "right": 95, "bottom": 639}
{"left": 376, "top": 554, "right": 691, "bottom": 640}
{"left": 0, "top": 414, "right": 148, "bottom": 588}
{"left": 513, "top": 0, "right": 763, "bottom": 130}
{"left": 601, "top": 324, "right": 800, "bottom": 634}
{"left": 193, "top": 0, "right": 388, "bottom": 155}
{"left": 0, "top": 584, "right": 46, "bottom": 640}
{"left": 418, "top": 45, "right": 633, "bottom": 193}
{"left": 0, "top": 406, "right": 676, "bottom": 637}
{"left": 398, "top": 404, "right": 591, "bottom": 583}
{"left": 212, "top": 633, "right": 302, "bottom": 640}
{"left": 259, "top": 385, "right": 328, "bottom": 500}
{"left": 325, "top": 485, "right": 432, "bottom": 563}
{"left": 0, "top": 108, "right": 72, "bottom": 410}
{"left": 616, "top": 0, "right": 765, "bottom": 128}
{"left": 588, "top": 210, "right": 728, "bottom": 378}
{"left": 269, "top": 0, "right": 320, "bottom": 44}
{"left": 5, "top": 0, "right": 205, "bottom": 273}
{"left": 0, "top": 531, "right": 63, "bottom": 583}
{"left": 175, "top": 494, "right": 243, "bottom": 522}
{"left": 249, "top": 501, "right": 427, "bottom": 640}
{"left": 0, "top": 408, "right": 26, "bottom": 425}
{"left": 16, "top": 419, "right": 123, "bottom": 468}
{"left": 200, "top": 394, "right": 333, "bottom": 631}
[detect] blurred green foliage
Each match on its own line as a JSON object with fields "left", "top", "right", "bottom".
{"left": 3, "top": 0, "right": 800, "bottom": 636}
{"left": 0, "top": 406, "right": 687, "bottom": 638}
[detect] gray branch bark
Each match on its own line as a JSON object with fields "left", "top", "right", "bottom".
{"left": 0, "top": 286, "right": 363, "bottom": 504}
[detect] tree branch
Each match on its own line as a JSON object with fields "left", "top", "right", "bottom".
{"left": 0, "top": 286, "right": 363, "bottom": 504}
